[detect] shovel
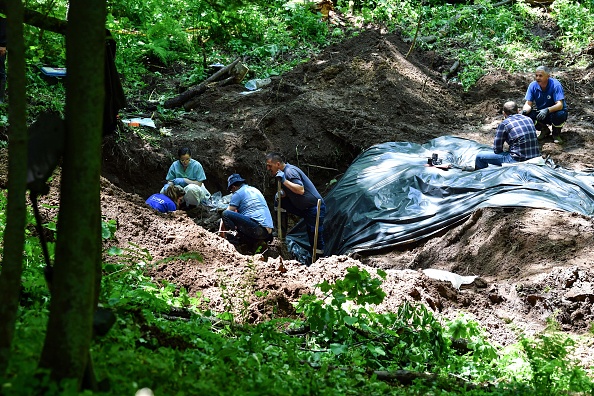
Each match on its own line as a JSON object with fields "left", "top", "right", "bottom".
{"left": 275, "top": 180, "right": 290, "bottom": 258}
{"left": 277, "top": 180, "right": 283, "bottom": 241}
{"left": 312, "top": 199, "right": 322, "bottom": 263}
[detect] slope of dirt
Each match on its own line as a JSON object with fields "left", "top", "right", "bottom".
{"left": 12, "top": 24, "right": 594, "bottom": 361}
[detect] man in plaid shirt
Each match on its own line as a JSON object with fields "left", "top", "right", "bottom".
{"left": 474, "top": 101, "right": 541, "bottom": 170}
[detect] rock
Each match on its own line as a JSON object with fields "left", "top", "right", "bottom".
{"left": 565, "top": 283, "right": 594, "bottom": 302}
{"left": 570, "top": 309, "right": 585, "bottom": 322}
{"left": 488, "top": 293, "right": 504, "bottom": 304}
{"left": 436, "top": 284, "right": 458, "bottom": 302}
{"left": 526, "top": 294, "right": 545, "bottom": 306}
{"left": 409, "top": 288, "right": 421, "bottom": 300}
{"left": 473, "top": 277, "right": 488, "bottom": 288}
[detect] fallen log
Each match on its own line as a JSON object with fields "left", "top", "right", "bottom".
{"left": 417, "top": 35, "right": 438, "bottom": 44}
{"left": 182, "top": 76, "right": 235, "bottom": 111}
{"left": 164, "top": 57, "right": 240, "bottom": 109}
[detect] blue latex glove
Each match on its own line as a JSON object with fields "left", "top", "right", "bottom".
{"left": 536, "top": 108, "right": 549, "bottom": 121}
{"left": 173, "top": 177, "right": 187, "bottom": 187}
{"left": 276, "top": 170, "right": 286, "bottom": 183}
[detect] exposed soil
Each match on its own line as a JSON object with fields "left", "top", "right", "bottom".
{"left": 9, "top": 16, "right": 594, "bottom": 364}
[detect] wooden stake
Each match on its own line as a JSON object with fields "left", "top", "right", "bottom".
{"left": 312, "top": 199, "right": 321, "bottom": 263}
{"left": 277, "top": 180, "right": 283, "bottom": 241}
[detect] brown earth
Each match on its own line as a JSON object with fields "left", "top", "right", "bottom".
{"left": 9, "top": 21, "right": 594, "bottom": 364}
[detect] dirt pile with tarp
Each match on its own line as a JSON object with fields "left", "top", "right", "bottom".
{"left": 287, "top": 136, "right": 594, "bottom": 261}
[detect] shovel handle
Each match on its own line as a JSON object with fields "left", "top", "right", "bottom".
{"left": 277, "top": 180, "right": 283, "bottom": 240}
{"left": 312, "top": 199, "right": 321, "bottom": 263}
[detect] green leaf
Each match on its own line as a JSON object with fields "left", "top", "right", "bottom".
{"left": 107, "top": 246, "right": 124, "bottom": 255}
{"left": 330, "top": 343, "right": 347, "bottom": 355}
{"left": 367, "top": 344, "right": 386, "bottom": 357}
{"left": 104, "top": 263, "right": 122, "bottom": 273}
{"left": 44, "top": 221, "right": 57, "bottom": 231}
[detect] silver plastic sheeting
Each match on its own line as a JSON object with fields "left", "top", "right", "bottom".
{"left": 286, "top": 136, "right": 594, "bottom": 261}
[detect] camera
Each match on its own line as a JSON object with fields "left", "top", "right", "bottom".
{"left": 427, "top": 153, "right": 442, "bottom": 166}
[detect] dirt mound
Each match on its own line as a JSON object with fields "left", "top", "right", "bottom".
{"left": 103, "top": 30, "right": 462, "bottom": 200}
{"left": 363, "top": 207, "right": 594, "bottom": 279}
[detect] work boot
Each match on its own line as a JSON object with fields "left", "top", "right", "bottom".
{"left": 537, "top": 123, "right": 551, "bottom": 140}
{"left": 552, "top": 126, "right": 562, "bottom": 144}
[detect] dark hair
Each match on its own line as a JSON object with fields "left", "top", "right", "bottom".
{"left": 502, "top": 101, "right": 518, "bottom": 115}
{"left": 164, "top": 184, "right": 185, "bottom": 207}
{"left": 178, "top": 147, "right": 192, "bottom": 157}
{"left": 265, "top": 152, "right": 284, "bottom": 163}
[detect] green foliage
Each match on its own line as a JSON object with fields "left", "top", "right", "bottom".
{"left": 142, "top": 17, "right": 191, "bottom": 65}
{"left": 297, "top": 268, "right": 448, "bottom": 372}
{"left": 104, "top": 0, "right": 335, "bottom": 94}
{"left": 519, "top": 332, "right": 593, "bottom": 395}
{"left": 353, "top": 0, "right": 549, "bottom": 89}
{"left": 101, "top": 218, "right": 117, "bottom": 240}
{"left": 12, "top": 0, "right": 594, "bottom": 109}
{"left": 552, "top": 0, "right": 594, "bottom": 55}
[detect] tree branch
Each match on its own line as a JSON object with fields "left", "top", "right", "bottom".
{"left": 164, "top": 58, "right": 241, "bottom": 109}
{"left": 0, "top": 1, "right": 68, "bottom": 35}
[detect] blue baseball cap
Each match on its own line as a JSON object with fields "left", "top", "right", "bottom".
{"left": 227, "top": 173, "right": 246, "bottom": 191}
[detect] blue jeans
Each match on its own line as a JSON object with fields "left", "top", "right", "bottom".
{"left": 278, "top": 198, "right": 325, "bottom": 253}
{"left": 527, "top": 109, "right": 568, "bottom": 128}
{"left": 474, "top": 151, "right": 518, "bottom": 170}
{"left": 222, "top": 210, "right": 270, "bottom": 244}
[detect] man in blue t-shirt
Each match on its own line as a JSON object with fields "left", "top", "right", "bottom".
{"left": 220, "top": 174, "right": 274, "bottom": 251}
{"left": 522, "top": 65, "right": 568, "bottom": 144}
{"left": 265, "top": 152, "right": 325, "bottom": 260}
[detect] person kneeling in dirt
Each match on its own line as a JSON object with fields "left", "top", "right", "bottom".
{"left": 220, "top": 173, "right": 274, "bottom": 252}
{"left": 161, "top": 147, "right": 211, "bottom": 209}
{"left": 146, "top": 184, "right": 186, "bottom": 213}
{"left": 474, "top": 101, "right": 541, "bottom": 170}
{"left": 265, "top": 152, "right": 325, "bottom": 260}
{"left": 522, "top": 65, "right": 568, "bottom": 144}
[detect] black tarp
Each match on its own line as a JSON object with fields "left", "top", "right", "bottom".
{"left": 286, "top": 136, "right": 594, "bottom": 261}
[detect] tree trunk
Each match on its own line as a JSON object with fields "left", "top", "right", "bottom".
{"left": 0, "top": 0, "right": 28, "bottom": 376}
{"left": 38, "top": 0, "right": 106, "bottom": 388}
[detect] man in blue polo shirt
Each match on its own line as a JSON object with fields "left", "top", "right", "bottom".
{"left": 475, "top": 101, "right": 541, "bottom": 170}
{"left": 522, "top": 65, "right": 568, "bottom": 144}
{"left": 220, "top": 174, "right": 274, "bottom": 252}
